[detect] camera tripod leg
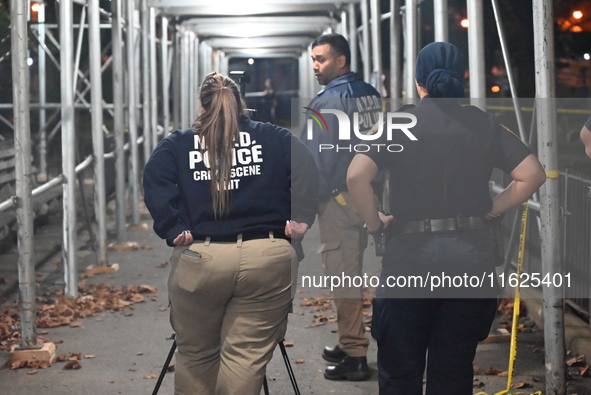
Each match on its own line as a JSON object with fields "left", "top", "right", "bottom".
{"left": 152, "top": 336, "right": 176, "bottom": 395}
{"left": 263, "top": 375, "right": 270, "bottom": 395}
{"left": 279, "top": 340, "right": 301, "bottom": 395}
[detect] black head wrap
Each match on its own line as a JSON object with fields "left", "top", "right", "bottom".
{"left": 415, "top": 42, "right": 466, "bottom": 98}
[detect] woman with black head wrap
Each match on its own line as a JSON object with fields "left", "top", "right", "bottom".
{"left": 346, "top": 42, "right": 546, "bottom": 394}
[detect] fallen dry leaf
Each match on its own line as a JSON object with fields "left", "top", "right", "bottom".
{"left": 10, "top": 360, "right": 28, "bottom": 370}
{"left": 294, "top": 359, "right": 305, "bottom": 364}
{"left": 283, "top": 342, "right": 294, "bottom": 347}
{"left": 484, "top": 367, "right": 504, "bottom": 376}
{"left": 156, "top": 261, "right": 168, "bottom": 268}
{"left": 511, "top": 382, "right": 532, "bottom": 389}
{"left": 145, "top": 374, "right": 159, "bottom": 379}
{"left": 138, "top": 285, "right": 157, "bottom": 293}
{"left": 167, "top": 363, "right": 175, "bottom": 372}
{"left": 268, "top": 376, "right": 276, "bottom": 381}
{"left": 498, "top": 371, "right": 509, "bottom": 377}
{"left": 69, "top": 322, "right": 83, "bottom": 328}
{"left": 566, "top": 355, "right": 586, "bottom": 367}
{"left": 127, "top": 223, "right": 149, "bottom": 231}
{"left": 63, "top": 360, "right": 81, "bottom": 370}
{"left": 27, "top": 370, "right": 39, "bottom": 375}
{"left": 580, "top": 365, "right": 590, "bottom": 377}
{"left": 108, "top": 242, "right": 141, "bottom": 251}
{"left": 83, "top": 355, "right": 96, "bottom": 359}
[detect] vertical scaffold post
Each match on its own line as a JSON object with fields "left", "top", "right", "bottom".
{"left": 11, "top": 0, "right": 37, "bottom": 348}
{"left": 112, "top": 0, "right": 127, "bottom": 243}
{"left": 360, "top": 0, "right": 371, "bottom": 83}
{"left": 161, "top": 15, "right": 170, "bottom": 135}
{"left": 127, "top": 0, "right": 140, "bottom": 225}
{"left": 532, "top": 0, "right": 566, "bottom": 394}
{"left": 88, "top": 0, "right": 108, "bottom": 267}
{"left": 404, "top": 0, "right": 418, "bottom": 102}
{"left": 149, "top": 7, "right": 158, "bottom": 146}
{"left": 60, "top": 0, "right": 78, "bottom": 298}
{"left": 389, "top": 0, "right": 401, "bottom": 102}
{"left": 466, "top": 0, "right": 485, "bottom": 109}
{"left": 348, "top": 3, "right": 358, "bottom": 74}
{"left": 37, "top": 3, "right": 47, "bottom": 178}
{"left": 370, "top": 0, "right": 383, "bottom": 93}
{"left": 434, "top": 0, "right": 448, "bottom": 42}
{"left": 141, "top": 0, "right": 152, "bottom": 164}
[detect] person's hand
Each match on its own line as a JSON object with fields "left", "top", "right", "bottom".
{"left": 379, "top": 212, "right": 395, "bottom": 230}
{"left": 285, "top": 221, "right": 309, "bottom": 239}
{"left": 173, "top": 230, "right": 193, "bottom": 246}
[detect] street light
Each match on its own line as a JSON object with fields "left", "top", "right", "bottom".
{"left": 460, "top": 19, "right": 469, "bottom": 28}
{"left": 573, "top": 10, "right": 583, "bottom": 20}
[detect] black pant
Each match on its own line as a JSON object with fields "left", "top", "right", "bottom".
{"left": 372, "top": 230, "right": 499, "bottom": 395}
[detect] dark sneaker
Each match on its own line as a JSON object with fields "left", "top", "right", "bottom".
{"left": 322, "top": 345, "right": 347, "bottom": 363}
{"left": 324, "top": 356, "right": 372, "bottom": 381}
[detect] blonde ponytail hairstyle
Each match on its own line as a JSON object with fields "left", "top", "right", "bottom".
{"left": 192, "top": 72, "right": 245, "bottom": 218}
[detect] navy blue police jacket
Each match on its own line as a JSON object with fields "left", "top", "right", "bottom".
{"left": 303, "top": 72, "right": 381, "bottom": 199}
{"left": 143, "top": 118, "right": 319, "bottom": 246}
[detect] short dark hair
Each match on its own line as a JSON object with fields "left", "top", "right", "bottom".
{"left": 311, "top": 33, "right": 351, "bottom": 67}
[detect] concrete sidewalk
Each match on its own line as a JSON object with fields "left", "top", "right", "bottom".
{"left": 1, "top": 210, "right": 590, "bottom": 394}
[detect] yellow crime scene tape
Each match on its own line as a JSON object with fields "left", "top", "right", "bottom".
{"left": 475, "top": 202, "right": 543, "bottom": 395}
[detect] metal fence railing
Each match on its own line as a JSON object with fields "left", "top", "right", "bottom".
{"left": 491, "top": 168, "right": 591, "bottom": 331}
{"left": 560, "top": 170, "right": 591, "bottom": 324}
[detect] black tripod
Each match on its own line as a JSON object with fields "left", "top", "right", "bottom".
{"left": 152, "top": 336, "right": 300, "bottom": 395}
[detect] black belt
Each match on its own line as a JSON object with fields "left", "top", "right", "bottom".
{"left": 400, "top": 215, "right": 486, "bottom": 233}
{"left": 198, "top": 230, "right": 286, "bottom": 243}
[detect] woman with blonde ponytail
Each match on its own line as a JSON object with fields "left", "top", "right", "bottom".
{"left": 144, "top": 72, "right": 319, "bottom": 395}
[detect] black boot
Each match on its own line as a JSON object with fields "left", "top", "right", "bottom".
{"left": 324, "top": 355, "right": 371, "bottom": 381}
{"left": 322, "top": 345, "right": 347, "bottom": 363}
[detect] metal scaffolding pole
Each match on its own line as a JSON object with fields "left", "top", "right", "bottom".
{"left": 149, "top": 8, "right": 158, "bottom": 145}
{"left": 197, "top": 36, "right": 204, "bottom": 113}
{"left": 88, "top": 0, "right": 108, "bottom": 267}
{"left": 180, "top": 31, "right": 189, "bottom": 128}
{"left": 112, "top": 0, "right": 126, "bottom": 242}
{"left": 404, "top": 0, "right": 418, "bottom": 101}
{"left": 161, "top": 15, "right": 170, "bottom": 135}
{"left": 532, "top": 1, "right": 566, "bottom": 393}
{"left": 348, "top": 3, "right": 358, "bottom": 74}
{"left": 360, "top": 0, "right": 371, "bottom": 82}
{"left": 172, "top": 29, "right": 181, "bottom": 130}
{"left": 37, "top": 4, "right": 47, "bottom": 178}
{"left": 434, "top": 0, "right": 448, "bottom": 42}
{"left": 299, "top": 52, "right": 308, "bottom": 99}
{"left": 491, "top": 0, "right": 526, "bottom": 141}
{"left": 127, "top": 0, "right": 140, "bottom": 224}
{"left": 60, "top": 0, "right": 78, "bottom": 298}
{"left": 11, "top": 0, "right": 37, "bottom": 349}
{"left": 390, "top": 0, "right": 401, "bottom": 101}
{"left": 467, "top": 0, "right": 485, "bottom": 108}
{"left": 370, "top": 0, "right": 383, "bottom": 92}
{"left": 141, "top": 0, "right": 152, "bottom": 164}
{"left": 188, "top": 32, "right": 196, "bottom": 123}
{"left": 341, "top": 9, "right": 348, "bottom": 41}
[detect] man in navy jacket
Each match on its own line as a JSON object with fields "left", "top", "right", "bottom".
{"left": 303, "top": 33, "right": 381, "bottom": 381}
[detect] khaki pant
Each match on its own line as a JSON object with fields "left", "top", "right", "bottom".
{"left": 318, "top": 191, "right": 370, "bottom": 358}
{"left": 168, "top": 235, "right": 294, "bottom": 395}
